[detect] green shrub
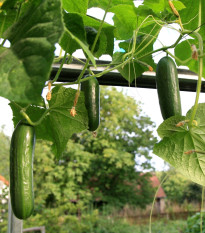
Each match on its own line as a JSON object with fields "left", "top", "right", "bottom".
{"left": 185, "top": 212, "right": 205, "bottom": 233}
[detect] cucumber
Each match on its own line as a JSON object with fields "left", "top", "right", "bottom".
{"left": 81, "top": 77, "right": 100, "bottom": 131}
{"left": 85, "top": 26, "right": 100, "bottom": 53}
{"left": 156, "top": 56, "right": 182, "bottom": 120}
{"left": 10, "top": 120, "right": 35, "bottom": 219}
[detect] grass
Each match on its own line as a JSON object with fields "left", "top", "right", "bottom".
{"left": 85, "top": 217, "right": 187, "bottom": 233}
{"left": 135, "top": 219, "right": 187, "bottom": 233}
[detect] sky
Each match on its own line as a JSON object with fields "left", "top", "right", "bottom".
{"left": 0, "top": 3, "right": 205, "bottom": 171}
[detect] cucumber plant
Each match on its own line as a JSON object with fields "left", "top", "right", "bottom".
{"left": 0, "top": 0, "right": 205, "bottom": 222}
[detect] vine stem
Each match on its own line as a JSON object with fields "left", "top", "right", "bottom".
{"left": 76, "top": 0, "right": 112, "bottom": 84}
{"left": 51, "top": 51, "right": 70, "bottom": 84}
{"left": 20, "top": 108, "right": 50, "bottom": 126}
{"left": 11, "top": 101, "right": 49, "bottom": 126}
{"left": 196, "top": 0, "right": 202, "bottom": 33}
{"left": 149, "top": 173, "right": 168, "bottom": 233}
{"left": 15, "top": 2, "right": 22, "bottom": 22}
{"left": 52, "top": 34, "right": 184, "bottom": 87}
{"left": 186, "top": 30, "right": 203, "bottom": 128}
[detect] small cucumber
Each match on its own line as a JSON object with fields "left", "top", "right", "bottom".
{"left": 156, "top": 56, "right": 182, "bottom": 120}
{"left": 81, "top": 77, "right": 100, "bottom": 131}
{"left": 85, "top": 26, "right": 100, "bottom": 53}
{"left": 10, "top": 120, "right": 35, "bottom": 219}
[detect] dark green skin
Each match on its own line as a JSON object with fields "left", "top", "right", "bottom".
{"left": 85, "top": 26, "right": 100, "bottom": 53}
{"left": 10, "top": 121, "right": 35, "bottom": 219}
{"left": 81, "top": 77, "right": 100, "bottom": 131}
{"left": 156, "top": 56, "right": 182, "bottom": 120}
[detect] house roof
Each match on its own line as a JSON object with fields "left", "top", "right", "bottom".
{"left": 0, "top": 175, "right": 9, "bottom": 186}
{"left": 150, "top": 175, "right": 166, "bottom": 198}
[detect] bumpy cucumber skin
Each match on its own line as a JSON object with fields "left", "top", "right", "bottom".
{"left": 156, "top": 56, "right": 182, "bottom": 120}
{"left": 10, "top": 121, "right": 35, "bottom": 220}
{"left": 81, "top": 77, "right": 100, "bottom": 131}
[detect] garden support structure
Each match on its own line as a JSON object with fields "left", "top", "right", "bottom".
{"left": 50, "top": 59, "right": 205, "bottom": 93}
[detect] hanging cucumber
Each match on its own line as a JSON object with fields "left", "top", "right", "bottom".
{"left": 10, "top": 120, "right": 36, "bottom": 220}
{"left": 156, "top": 56, "right": 182, "bottom": 120}
{"left": 85, "top": 26, "right": 100, "bottom": 53}
{"left": 81, "top": 77, "right": 100, "bottom": 131}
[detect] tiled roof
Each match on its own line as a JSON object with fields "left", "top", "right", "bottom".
{"left": 150, "top": 175, "right": 166, "bottom": 198}
{"left": 0, "top": 175, "right": 9, "bottom": 186}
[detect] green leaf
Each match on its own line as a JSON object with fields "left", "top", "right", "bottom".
{"left": 0, "top": 0, "right": 64, "bottom": 104}
{"left": 0, "top": 0, "right": 17, "bottom": 36}
{"left": 60, "top": 13, "right": 87, "bottom": 55}
{"left": 180, "top": 0, "right": 203, "bottom": 34}
{"left": 62, "top": 0, "right": 88, "bottom": 14}
{"left": 143, "top": 0, "right": 168, "bottom": 15}
{"left": 157, "top": 115, "right": 186, "bottom": 139}
{"left": 154, "top": 103, "right": 205, "bottom": 186}
{"left": 81, "top": 14, "right": 115, "bottom": 57}
{"left": 143, "top": 0, "right": 185, "bottom": 18}
{"left": 172, "top": 0, "right": 186, "bottom": 11}
{"left": 112, "top": 52, "right": 145, "bottom": 83}
{"left": 67, "top": 29, "right": 96, "bottom": 67}
{"left": 175, "top": 39, "right": 194, "bottom": 64}
{"left": 88, "top": 0, "right": 134, "bottom": 10}
{"left": 10, "top": 87, "right": 89, "bottom": 159}
{"left": 175, "top": 39, "right": 205, "bottom": 78}
{"left": 60, "top": 12, "right": 96, "bottom": 66}
{"left": 110, "top": 5, "right": 138, "bottom": 40}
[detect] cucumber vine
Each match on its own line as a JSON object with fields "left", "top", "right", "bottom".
{"left": 1, "top": 0, "right": 205, "bottom": 181}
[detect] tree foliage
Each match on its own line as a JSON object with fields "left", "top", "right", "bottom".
{"left": 75, "top": 87, "right": 156, "bottom": 207}
{"left": 159, "top": 169, "right": 203, "bottom": 204}
{"left": 0, "top": 128, "right": 10, "bottom": 180}
{"left": 24, "top": 87, "right": 156, "bottom": 230}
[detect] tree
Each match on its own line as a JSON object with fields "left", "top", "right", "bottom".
{"left": 158, "top": 169, "right": 189, "bottom": 204}
{"left": 25, "top": 87, "right": 155, "bottom": 223}
{"left": 76, "top": 87, "right": 157, "bottom": 207}
{"left": 31, "top": 87, "right": 156, "bottom": 212}
{"left": 159, "top": 169, "right": 202, "bottom": 204}
{"left": 0, "top": 128, "right": 10, "bottom": 231}
{"left": 0, "top": 128, "right": 10, "bottom": 180}
{"left": 182, "top": 182, "right": 202, "bottom": 203}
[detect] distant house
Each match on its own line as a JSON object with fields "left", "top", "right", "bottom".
{"left": 0, "top": 175, "right": 9, "bottom": 187}
{"left": 0, "top": 175, "right": 9, "bottom": 204}
{"left": 150, "top": 175, "right": 166, "bottom": 213}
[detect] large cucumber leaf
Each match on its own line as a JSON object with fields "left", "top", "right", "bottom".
{"left": 81, "top": 14, "right": 115, "bottom": 57}
{"left": 60, "top": 12, "right": 87, "bottom": 55}
{"left": 175, "top": 39, "right": 205, "bottom": 78}
{"left": 154, "top": 103, "right": 205, "bottom": 186}
{"left": 180, "top": 0, "right": 205, "bottom": 38}
{"left": 62, "top": 0, "right": 88, "bottom": 14}
{"left": 88, "top": 0, "right": 134, "bottom": 11}
{"left": 60, "top": 12, "right": 114, "bottom": 58}
{"left": 143, "top": 0, "right": 185, "bottom": 16}
{"left": 10, "top": 87, "right": 88, "bottom": 159}
{"left": 60, "top": 12, "right": 96, "bottom": 66}
{"left": 0, "top": 0, "right": 64, "bottom": 104}
{"left": 110, "top": 5, "right": 138, "bottom": 40}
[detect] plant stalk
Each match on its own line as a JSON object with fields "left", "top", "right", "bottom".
{"left": 188, "top": 30, "right": 203, "bottom": 128}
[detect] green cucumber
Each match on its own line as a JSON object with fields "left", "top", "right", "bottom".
{"left": 156, "top": 56, "right": 182, "bottom": 120}
{"left": 81, "top": 77, "right": 100, "bottom": 131}
{"left": 10, "top": 120, "right": 35, "bottom": 220}
{"left": 85, "top": 26, "right": 100, "bottom": 53}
